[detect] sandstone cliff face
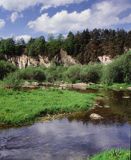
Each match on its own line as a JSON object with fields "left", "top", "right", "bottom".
{"left": 8, "top": 55, "right": 51, "bottom": 69}
{"left": 53, "top": 49, "right": 79, "bottom": 66}
{"left": 5, "top": 49, "right": 79, "bottom": 68}
{"left": 98, "top": 55, "right": 112, "bottom": 65}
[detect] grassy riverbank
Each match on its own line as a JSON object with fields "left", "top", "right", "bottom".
{"left": 89, "top": 149, "right": 130, "bottom": 160}
{"left": 0, "top": 88, "right": 96, "bottom": 126}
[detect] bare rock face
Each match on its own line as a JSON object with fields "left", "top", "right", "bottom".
{"left": 90, "top": 113, "right": 103, "bottom": 120}
{"left": 5, "top": 49, "right": 79, "bottom": 68}
{"left": 54, "top": 49, "right": 80, "bottom": 66}
{"left": 7, "top": 55, "right": 51, "bottom": 68}
{"left": 98, "top": 55, "right": 112, "bottom": 65}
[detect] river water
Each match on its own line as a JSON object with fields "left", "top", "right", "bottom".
{"left": 0, "top": 89, "right": 131, "bottom": 160}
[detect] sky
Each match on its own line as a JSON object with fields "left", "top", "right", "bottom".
{"left": 0, "top": 0, "right": 131, "bottom": 42}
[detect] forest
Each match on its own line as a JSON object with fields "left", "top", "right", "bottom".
{"left": 0, "top": 28, "right": 131, "bottom": 64}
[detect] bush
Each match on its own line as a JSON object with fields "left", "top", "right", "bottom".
{"left": 45, "top": 65, "right": 66, "bottom": 83}
{"left": 20, "top": 67, "right": 46, "bottom": 82}
{"left": 102, "top": 52, "right": 131, "bottom": 84}
{"left": 81, "top": 64, "right": 103, "bottom": 83}
{"left": 65, "top": 65, "right": 82, "bottom": 83}
{"left": 0, "top": 60, "right": 17, "bottom": 79}
{"left": 4, "top": 67, "right": 46, "bottom": 88}
{"left": 4, "top": 71, "right": 23, "bottom": 89}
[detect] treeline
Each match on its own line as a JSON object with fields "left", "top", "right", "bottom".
{"left": 0, "top": 29, "right": 131, "bottom": 64}
{"left": 0, "top": 52, "right": 130, "bottom": 88}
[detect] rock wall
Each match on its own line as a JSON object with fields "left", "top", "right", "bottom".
{"left": 53, "top": 49, "right": 79, "bottom": 66}
{"left": 5, "top": 49, "right": 79, "bottom": 68}
{"left": 8, "top": 55, "right": 51, "bottom": 69}
{"left": 98, "top": 55, "right": 112, "bottom": 65}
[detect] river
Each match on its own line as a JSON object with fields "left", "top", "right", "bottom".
{"left": 0, "top": 89, "right": 131, "bottom": 160}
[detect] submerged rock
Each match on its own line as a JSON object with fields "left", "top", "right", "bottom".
{"left": 127, "top": 87, "right": 131, "bottom": 91}
{"left": 72, "top": 83, "right": 87, "bottom": 90}
{"left": 90, "top": 113, "right": 103, "bottom": 120}
{"left": 104, "top": 105, "right": 110, "bottom": 108}
{"left": 122, "top": 96, "right": 130, "bottom": 99}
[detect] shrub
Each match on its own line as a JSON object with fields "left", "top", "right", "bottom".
{"left": 4, "top": 71, "right": 23, "bottom": 89}
{"left": 102, "top": 52, "right": 131, "bottom": 84}
{"left": 4, "top": 67, "right": 46, "bottom": 88}
{"left": 81, "top": 63, "right": 103, "bottom": 83}
{"left": 65, "top": 65, "right": 82, "bottom": 83}
{"left": 20, "top": 67, "right": 46, "bottom": 82}
{"left": 45, "top": 65, "right": 66, "bottom": 83}
{"left": 0, "top": 60, "right": 17, "bottom": 79}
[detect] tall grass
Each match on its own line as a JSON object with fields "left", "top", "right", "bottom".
{"left": 0, "top": 88, "right": 96, "bottom": 125}
{"left": 89, "top": 149, "right": 130, "bottom": 160}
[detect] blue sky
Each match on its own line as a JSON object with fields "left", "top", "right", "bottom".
{"left": 0, "top": 0, "right": 131, "bottom": 41}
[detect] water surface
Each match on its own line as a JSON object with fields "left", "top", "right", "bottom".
{"left": 0, "top": 89, "right": 131, "bottom": 160}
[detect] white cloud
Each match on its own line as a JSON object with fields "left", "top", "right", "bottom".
{"left": 40, "top": 0, "right": 86, "bottom": 11}
{"left": 27, "top": 0, "right": 131, "bottom": 34}
{"left": 0, "top": 0, "right": 40, "bottom": 12}
{"left": 0, "top": 0, "right": 85, "bottom": 12}
{"left": 14, "top": 35, "right": 31, "bottom": 43}
{"left": 0, "top": 19, "right": 5, "bottom": 29}
{"left": 120, "top": 14, "right": 131, "bottom": 24}
{"left": 28, "top": 10, "right": 91, "bottom": 34}
{"left": 10, "top": 12, "right": 23, "bottom": 23}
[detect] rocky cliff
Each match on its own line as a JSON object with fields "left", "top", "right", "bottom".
{"left": 5, "top": 49, "right": 79, "bottom": 68}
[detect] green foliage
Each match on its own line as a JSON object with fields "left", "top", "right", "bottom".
{"left": 0, "top": 60, "right": 17, "bottom": 79}
{"left": 2, "top": 52, "right": 131, "bottom": 87}
{"left": 81, "top": 64, "right": 103, "bottom": 83}
{"left": 45, "top": 65, "right": 66, "bottom": 83}
{"left": 64, "top": 64, "right": 103, "bottom": 83}
{"left": 0, "top": 38, "right": 15, "bottom": 55}
{"left": 46, "top": 39, "right": 63, "bottom": 58}
{"left": 4, "top": 71, "right": 23, "bottom": 89}
{"left": 4, "top": 67, "right": 46, "bottom": 88}
{"left": 62, "top": 32, "right": 75, "bottom": 55}
{"left": 65, "top": 65, "right": 82, "bottom": 83}
{"left": 0, "top": 88, "right": 96, "bottom": 125}
{"left": 0, "top": 29, "right": 131, "bottom": 64}
{"left": 27, "top": 36, "right": 45, "bottom": 56}
{"left": 102, "top": 52, "right": 131, "bottom": 84}
{"left": 19, "top": 67, "right": 46, "bottom": 82}
{"left": 89, "top": 149, "right": 130, "bottom": 160}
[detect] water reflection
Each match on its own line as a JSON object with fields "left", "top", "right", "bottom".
{"left": 0, "top": 119, "right": 130, "bottom": 160}
{"left": 0, "top": 89, "right": 131, "bottom": 160}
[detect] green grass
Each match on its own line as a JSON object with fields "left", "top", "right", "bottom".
{"left": 89, "top": 149, "right": 130, "bottom": 160}
{"left": 87, "top": 83, "right": 131, "bottom": 91}
{"left": 0, "top": 88, "right": 96, "bottom": 126}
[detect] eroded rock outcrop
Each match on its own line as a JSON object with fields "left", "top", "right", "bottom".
{"left": 5, "top": 49, "right": 79, "bottom": 68}
{"left": 7, "top": 55, "right": 51, "bottom": 69}
{"left": 53, "top": 49, "right": 79, "bottom": 66}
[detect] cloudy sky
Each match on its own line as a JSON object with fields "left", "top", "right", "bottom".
{"left": 0, "top": 0, "right": 131, "bottom": 41}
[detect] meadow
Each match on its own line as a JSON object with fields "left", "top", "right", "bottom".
{"left": 0, "top": 88, "right": 96, "bottom": 126}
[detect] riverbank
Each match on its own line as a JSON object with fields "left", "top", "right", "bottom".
{"left": 89, "top": 149, "right": 130, "bottom": 160}
{"left": 0, "top": 88, "right": 96, "bottom": 126}
{"left": 87, "top": 83, "right": 131, "bottom": 91}
{"left": 2, "top": 78, "right": 131, "bottom": 91}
